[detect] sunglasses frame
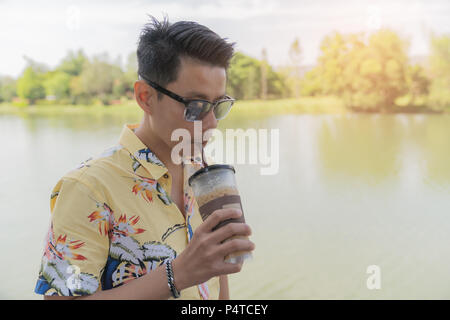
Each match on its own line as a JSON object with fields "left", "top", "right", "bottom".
{"left": 138, "top": 74, "right": 235, "bottom": 121}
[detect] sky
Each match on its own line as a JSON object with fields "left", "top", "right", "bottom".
{"left": 1, "top": 0, "right": 449, "bottom": 78}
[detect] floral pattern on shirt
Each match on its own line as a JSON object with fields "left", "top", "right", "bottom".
{"left": 34, "top": 123, "right": 220, "bottom": 299}
{"left": 35, "top": 224, "right": 98, "bottom": 296}
{"left": 135, "top": 147, "right": 165, "bottom": 167}
{"left": 99, "top": 210, "right": 177, "bottom": 290}
{"left": 123, "top": 174, "right": 172, "bottom": 206}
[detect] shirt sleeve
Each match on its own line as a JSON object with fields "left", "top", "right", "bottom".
{"left": 34, "top": 176, "right": 111, "bottom": 296}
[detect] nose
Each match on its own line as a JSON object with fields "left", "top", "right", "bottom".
{"left": 202, "top": 107, "right": 218, "bottom": 131}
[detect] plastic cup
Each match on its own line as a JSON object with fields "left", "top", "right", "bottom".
{"left": 188, "top": 164, "right": 252, "bottom": 264}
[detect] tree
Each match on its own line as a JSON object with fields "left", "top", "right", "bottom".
{"left": 406, "top": 64, "right": 429, "bottom": 105}
{"left": 0, "top": 76, "right": 16, "bottom": 102}
{"left": 227, "top": 52, "right": 260, "bottom": 99}
{"left": 79, "top": 53, "right": 124, "bottom": 104}
{"left": 299, "top": 68, "right": 322, "bottom": 96}
{"left": 288, "top": 37, "right": 302, "bottom": 97}
{"left": 57, "top": 49, "right": 87, "bottom": 76}
{"left": 16, "top": 66, "right": 46, "bottom": 104}
{"left": 123, "top": 52, "right": 138, "bottom": 95}
{"left": 43, "top": 71, "right": 71, "bottom": 100}
{"left": 260, "top": 48, "right": 268, "bottom": 100}
{"left": 428, "top": 34, "right": 450, "bottom": 111}
{"left": 69, "top": 75, "right": 87, "bottom": 104}
{"left": 301, "top": 29, "right": 411, "bottom": 112}
{"left": 227, "top": 51, "right": 287, "bottom": 100}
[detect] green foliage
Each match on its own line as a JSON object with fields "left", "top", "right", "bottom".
{"left": 11, "top": 98, "right": 29, "bottom": 107}
{"left": 406, "top": 64, "right": 429, "bottom": 97}
{"left": 57, "top": 50, "right": 87, "bottom": 76}
{"left": 299, "top": 30, "right": 450, "bottom": 113}
{"left": 3, "top": 49, "right": 138, "bottom": 106}
{"left": 299, "top": 68, "right": 322, "bottom": 96}
{"left": 123, "top": 52, "right": 138, "bottom": 93}
{"left": 302, "top": 29, "right": 412, "bottom": 111}
{"left": 16, "top": 66, "right": 46, "bottom": 104}
{"left": 0, "top": 76, "right": 16, "bottom": 102}
{"left": 43, "top": 71, "right": 71, "bottom": 99}
{"left": 394, "top": 64, "right": 430, "bottom": 108}
{"left": 428, "top": 34, "right": 450, "bottom": 111}
{"left": 69, "top": 75, "right": 88, "bottom": 104}
{"left": 5, "top": 47, "right": 288, "bottom": 106}
{"left": 75, "top": 54, "right": 131, "bottom": 104}
{"left": 3, "top": 31, "right": 448, "bottom": 113}
{"left": 227, "top": 51, "right": 288, "bottom": 100}
{"left": 227, "top": 52, "right": 260, "bottom": 99}
{"left": 267, "top": 66, "right": 290, "bottom": 99}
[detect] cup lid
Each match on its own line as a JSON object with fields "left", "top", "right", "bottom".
{"left": 188, "top": 164, "right": 235, "bottom": 186}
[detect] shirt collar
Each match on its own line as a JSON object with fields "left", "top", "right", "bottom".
{"left": 118, "top": 123, "right": 169, "bottom": 180}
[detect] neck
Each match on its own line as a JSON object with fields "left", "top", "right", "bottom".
{"left": 134, "top": 117, "right": 181, "bottom": 174}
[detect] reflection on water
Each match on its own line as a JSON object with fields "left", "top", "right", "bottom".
{"left": 1, "top": 111, "right": 449, "bottom": 299}
{"left": 317, "top": 114, "right": 450, "bottom": 185}
{"left": 12, "top": 109, "right": 143, "bottom": 133}
{"left": 318, "top": 115, "right": 403, "bottom": 184}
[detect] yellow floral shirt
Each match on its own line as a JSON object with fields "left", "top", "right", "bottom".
{"left": 34, "top": 123, "right": 220, "bottom": 299}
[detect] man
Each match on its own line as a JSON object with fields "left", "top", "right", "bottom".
{"left": 35, "top": 16, "right": 254, "bottom": 300}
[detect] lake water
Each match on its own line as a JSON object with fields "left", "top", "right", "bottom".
{"left": 1, "top": 110, "right": 449, "bottom": 299}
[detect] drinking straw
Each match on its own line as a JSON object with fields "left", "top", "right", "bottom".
{"left": 202, "top": 144, "right": 208, "bottom": 167}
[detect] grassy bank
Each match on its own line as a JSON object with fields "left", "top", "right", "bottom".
{"left": 0, "top": 96, "right": 347, "bottom": 118}
{"left": 2, "top": 96, "right": 447, "bottom": 118}
{"left": 231, "top": 96, "right": 346, "bottom": 116}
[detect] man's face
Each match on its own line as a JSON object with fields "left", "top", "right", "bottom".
{"left": 149, "top": 56, "right": 227, "bottom": 156}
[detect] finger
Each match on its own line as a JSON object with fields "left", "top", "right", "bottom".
{"left": 220, "top": 260, "right": 244, "bottom": 275}
{"left": 200, "top": 208, "right": 242, "bottom": 233}
{"left": 209, "top": 222, "right": 251, "bottom": 244}
{"left": 218, "top": 238, "right": 255, "bottom": 258}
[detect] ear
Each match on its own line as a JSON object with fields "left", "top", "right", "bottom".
{"left": 134, "top": 80, "right": 155, "bottom": 115}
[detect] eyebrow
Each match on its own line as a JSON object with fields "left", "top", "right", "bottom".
{"left": 184, "top": 91, "right": 226, "bottom": 101}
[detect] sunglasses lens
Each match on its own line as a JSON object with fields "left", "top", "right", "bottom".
{"left": 214, "top": 100, "right": 234, "bottom": 120}
{"left": 184, "top": 101, "right": 206, "bottom": 121}
{"left": 184, "top": 99, "right": 233, "bottom": 121}
{"left": 185, "top": 101, "right": 212, "bottom": 121}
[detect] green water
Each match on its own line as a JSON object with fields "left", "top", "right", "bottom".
{"left": 1, "top": 110, "right": 449, "bottom": 299}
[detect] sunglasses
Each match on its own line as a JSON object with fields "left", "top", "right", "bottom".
{"left": 139, "top": 74, "right": 235, "bottom": 122}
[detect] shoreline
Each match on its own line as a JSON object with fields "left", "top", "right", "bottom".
{"left": 0, "top": 97, "right": 448, "bottom": 117}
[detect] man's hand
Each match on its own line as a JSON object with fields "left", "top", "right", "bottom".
{"left": 172, "top": 208, "right": 255, "bottom": 291}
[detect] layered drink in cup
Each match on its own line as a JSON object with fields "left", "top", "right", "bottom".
{"left": 188, "top": 164, "right": 252, "bottom": 264}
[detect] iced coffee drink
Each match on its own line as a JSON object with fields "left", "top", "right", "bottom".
{"left": 188, "top": 164, "right": 252, "bottom": 264}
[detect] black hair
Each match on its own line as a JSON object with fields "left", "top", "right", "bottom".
{"left": 137, "top": 15, "right": 236, "bottom": 100}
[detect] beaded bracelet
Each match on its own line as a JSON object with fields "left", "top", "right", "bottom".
{"left": 165, "top": 259, "right": 180, "bottom": 298}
